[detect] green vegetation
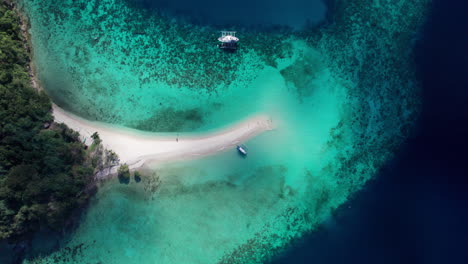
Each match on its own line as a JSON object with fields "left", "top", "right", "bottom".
{"left": 90, "top": 131, "right": 101, "bottom": 145}
{"left": 133, "top": 170, "right": 141, "bottom": 183}
{"left": 117, "top": 164, "right": 130, "bottom": 184}
{"left": 0, "top": 2, "right": 95, "bottom": 241}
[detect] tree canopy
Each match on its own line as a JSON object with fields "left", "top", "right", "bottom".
{"left": 117, "top": 164, "right": 130, "bottom": 184}
{"left": 0, "top": 2, "right": 95, "bottom": 241}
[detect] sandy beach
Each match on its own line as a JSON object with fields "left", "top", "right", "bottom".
{"left": 53, "top": 105, "right": 274, "bottom": 173}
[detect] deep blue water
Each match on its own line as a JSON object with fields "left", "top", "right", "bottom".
{"left": 128, "top": 0, "right": 326, "bottom": 29}
{"left": 271, "top": 0, "right": 468, "bottom": 263}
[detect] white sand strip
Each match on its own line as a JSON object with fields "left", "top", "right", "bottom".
{"left": 52, "top": 105, "right": 274, "bottom": 173}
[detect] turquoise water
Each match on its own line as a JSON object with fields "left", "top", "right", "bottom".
{"left": 17, "top": 0, "right": 431, "bottom": 263}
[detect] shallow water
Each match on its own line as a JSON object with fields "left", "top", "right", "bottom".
{"left": 17, "top": 0, "right": 432, "bottom": 263}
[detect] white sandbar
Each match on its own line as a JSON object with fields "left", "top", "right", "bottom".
{"left": 53, "top": 105, "right": 274, "bottom": 171}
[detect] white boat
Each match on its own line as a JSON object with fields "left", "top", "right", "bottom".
{"left": 237, "top": 145, "right": 247, "bottom": 156}
{"left": 218, "top": 31, "right": 239, "bottom": 50}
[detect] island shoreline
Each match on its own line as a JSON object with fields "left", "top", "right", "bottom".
{"left": 12, "top": 0, "right": 276, "bottom": 181}
{"left": 0, "top": 2, "right": 101, "bottom": 263}
{"left": 53, "top": 104, "right": 275, "bottom": 180}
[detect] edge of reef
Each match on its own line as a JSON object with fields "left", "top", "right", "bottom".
{"left": 0, "top": 1, "right": 102, "bottom": 263}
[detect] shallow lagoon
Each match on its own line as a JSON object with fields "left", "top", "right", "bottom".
{"left": 18, "top": 0, "right": 431, "bottom": 263}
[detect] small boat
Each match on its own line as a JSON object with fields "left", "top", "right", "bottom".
{"left": 218, "top": 31, "right": 239, "bottom": 50}
{"left": 237, "top": 145, "right": 247, "bottom": 156}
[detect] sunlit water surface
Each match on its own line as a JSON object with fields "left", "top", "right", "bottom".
{"left": 17, "top": 0, "right": 431, "bottom": 263}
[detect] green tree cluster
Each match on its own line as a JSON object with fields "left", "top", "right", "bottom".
{"left": 133, "top": 170, "right": 141, "bottom": 183}
{"left": 0, "top": 3, "right": 95, "bottom": 241}
{"left": 117, "top": 164, "right": 130, "bottom": 184}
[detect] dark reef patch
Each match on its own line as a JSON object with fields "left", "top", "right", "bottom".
{"left": 133, "top": 107, "right": 204, "bottom": 132}
{"left": 280, "top": 48, "right": 325, "bottom": 100}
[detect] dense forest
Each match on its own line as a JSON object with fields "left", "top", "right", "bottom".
{"left": 0, "top": 1, "right": 96, "bottom": 241}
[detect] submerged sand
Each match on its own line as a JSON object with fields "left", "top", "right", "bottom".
{"left": 53, "top": 105, "right": 274, "bottom": 173}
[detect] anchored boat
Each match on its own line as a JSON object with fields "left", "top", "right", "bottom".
{"left": 218, "top": 31, "right": 239, "bottom": 50}
{"left": 237, "top": 145, "right": 247, "bottom": 156}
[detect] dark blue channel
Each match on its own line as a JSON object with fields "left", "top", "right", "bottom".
{"left": 270, "top": 0, "right": 468, "bottom": 263}
{"left": 127, "top": 0, "right": 327, "bottom": 30}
